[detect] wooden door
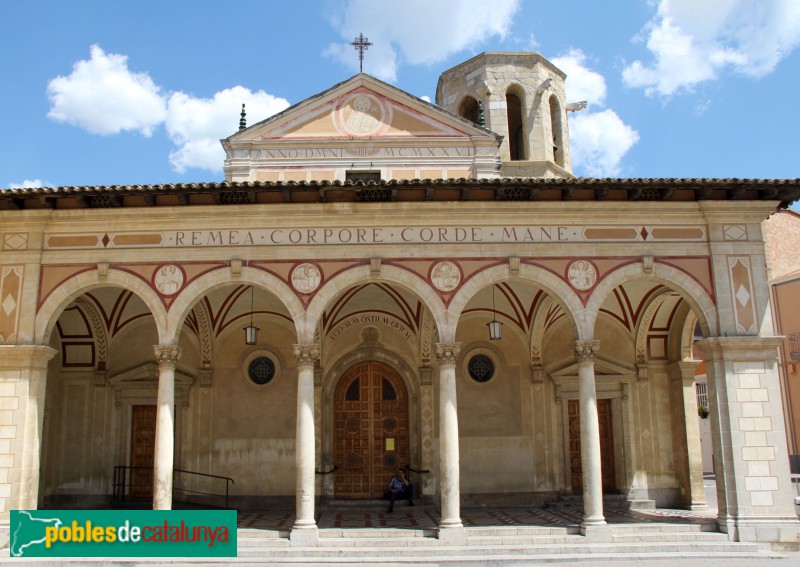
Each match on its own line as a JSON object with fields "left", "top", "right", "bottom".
{"left": 568, "top": 399, "right": 615, "bottom": 493}
{"left": 334, "top": 362, "right": 409, "bottom": 498}
{"left": 130, "top": 405, "right": 156, "bottom": 498}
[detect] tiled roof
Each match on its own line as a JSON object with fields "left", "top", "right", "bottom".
{"left": 2, "top": 177, "right": 798, "bottom": 210}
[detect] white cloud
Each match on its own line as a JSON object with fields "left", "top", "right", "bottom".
{"left": 8, "top": 179, "right": 46, "bottom": 189}
{"left": 569, "top": 110, "right": 640, "bottom": 177}
{"left": 166, "top": 87, "right": 290, "bottom": 173}
{"left": 553, "top": 50, "right": 639, "bottom": 176}
{"left": 47, "top": 45, "right": 167, "bottom": 136}
{"left": 46, "top": 46, "right": 290, "bottom": 174}
{"left": 324, "top": 0, "right": 519, "bottom": 81}
{"left": 623, "top": 0, "right": 800, "bottom": 96}
{"left": 551, "top": 50, "right": 607, "bottom": 108}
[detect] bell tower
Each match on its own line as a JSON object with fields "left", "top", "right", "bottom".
{"left": 436, "top": 52, "right": 574, "bottom": 179}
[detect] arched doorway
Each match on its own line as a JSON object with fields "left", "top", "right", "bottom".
{"left": 333, "top": 361, "right": 409, "bottom": 498}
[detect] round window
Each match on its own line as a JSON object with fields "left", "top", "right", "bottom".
{"left": 248, "top": 356, "right": 276, "bottom": 385}
{"left": 468, "top": 354, "right": 495, "bottom": 383}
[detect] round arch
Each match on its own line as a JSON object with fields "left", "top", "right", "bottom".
{"left": 323, "top": 347, "right": 421, "bottom": 401}
{"left": 35, "top": 269, "right": 167, "bottom": 344}
{"left": 304, "top": 265, "right": 447, "bottom": 344}
{"left": 447, "top": 264, "right": 582, "bottom": 341}
{"left": 584, "top": 263, "right": 717, "bottom": 339}
{"left": 163, "top": 267, "right": 306, "bottom": 344}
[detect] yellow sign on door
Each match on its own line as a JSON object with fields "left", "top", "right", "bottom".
{"left": 385, "top": 438, "right": 395, "bottom": 451}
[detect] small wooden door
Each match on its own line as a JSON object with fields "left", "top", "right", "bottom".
{"left": 130, "top": 405, "right": 156, "bottom": 498}
{"left": 334, "top": 362, "right": 409, "bottom": 498}
{"left": 568, "top": 399, "right": 615, "bottom": 493}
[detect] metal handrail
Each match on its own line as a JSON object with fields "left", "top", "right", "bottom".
{"left": 113, "top": 466, "right": 234, "bottom": 509}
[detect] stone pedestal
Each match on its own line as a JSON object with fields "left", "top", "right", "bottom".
{"left": 153, "top": 345, "right": 181, "bottom": 510}
{"left": 696, "top": 337, "right": 800, "bottom": 544}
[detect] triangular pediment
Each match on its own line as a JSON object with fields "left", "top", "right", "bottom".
{"left": 108, "top": 362, "right": 195, "bottom": 388}
{"left": 229, "top": 74, "right": 497, "bottom": 143}
{"left": 550, "top": 356, "right": 635, "bottom": 378}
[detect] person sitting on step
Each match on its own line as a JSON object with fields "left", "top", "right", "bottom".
{"left": 387, "top": 467, "right": 414, "bottom": 513}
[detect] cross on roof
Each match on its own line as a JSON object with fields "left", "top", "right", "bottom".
{"left": 350, "top": 33, "right": 372, "bottom": 73}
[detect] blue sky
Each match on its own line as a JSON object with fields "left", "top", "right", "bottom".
{"left": 2, "top": 0, "right": 799, "bottom": 192}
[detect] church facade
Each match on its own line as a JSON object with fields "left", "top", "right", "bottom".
{"left": 1, "top": 52, "right": 799, "bottom": 546}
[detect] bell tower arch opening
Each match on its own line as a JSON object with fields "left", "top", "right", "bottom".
{"left": 458, "top": 95, "right": 480, "bottom": 125}
{"left": 506, "top": 88, "right": 526, "bottom": 161}
{"left": 549, "top": 95, "right": 565, "bottom": 168}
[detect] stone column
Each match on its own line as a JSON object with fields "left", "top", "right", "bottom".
{"left": 695, "top": 337, "right": 800, "bottom": 544}
{"left": 435, "top": 343, "right": 466, "bottom": 544}
{"left": 291, "top": 344, "right": 320, "bottom": 546}
{"left": 152, "top": 344, "right": 181, "bottom": 510}
{"left": 668, "top": 360, "right": 708, "bottom": 510}
{"left": 575, "top": 340, "right": 608, "bottom": 536}
{"left": 0, "top": 345, "right": 57, "bottom": 514}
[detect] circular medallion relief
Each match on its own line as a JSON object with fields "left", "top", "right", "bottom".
{"left": 154, "top": 264, "right": 184, "bottom": 296}
{"left": 567, "top": 260, "right": 597, "bottom": 291}
{"left": 431, "top": 261, "right": 461, "bottom": 292}
{"left": 337, "top": 93, "right": 386, "bottom": 136}
{"left": 291, "top": 263, "right": 321, "bottom": 293}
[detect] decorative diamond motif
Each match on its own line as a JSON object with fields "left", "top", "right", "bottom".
{"left": 2, "top": 293, "right": 17, "bottom": 316}
{"left": 723, "top": 225, "right": 746, "bottom": 241}
{"left": 639, "top": 227, "right": 649, "bottom": 240}
{"left": 101, "top": 234, "right": 111, "bottom": 248}
{"left": 736, "top": 284, "right": 751, "bottom": 307}
{"left": 3, "top": 234, "right": 27, "bottom": 250}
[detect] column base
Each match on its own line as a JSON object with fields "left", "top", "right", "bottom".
{"left": 719, "top": 516, "right": 800, "bottom": 545}
{"left": 580, "top": 522, "right": 612, "bottom": 542}
{"left": 290, "top": 522, "right": 319, "bottom": 546}
{"left": 437, "top": 524, "right": 467, "bottom": 545}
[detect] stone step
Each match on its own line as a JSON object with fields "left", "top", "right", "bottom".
{"left": 236, "top": 540, "right": 762, "bottom": 559}
{"left": 610, "top": 522, "right": 717, "bottom": 533}
{"left": 612, "top": 531, "right": 731, "bottom": 543}
{"left": 465, "top": 525, "right": 580, "bottom": 536}
{"left": 467, "top": 534, "right": 584, "bottom": 546}
{"left": 319, "top": 528, "right": 435, "bottom": 538}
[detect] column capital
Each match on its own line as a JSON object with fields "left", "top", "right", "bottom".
{"left": 434, "top": 343, "right": 461, "bottom": 366}
{"left": 575, "top": 340, "right": 600, "bottom": 362}
{"left": 293, "top": 343, "right": 320, "bottom": 366}
{"left": 0, "top": 345, "right": 58, "bottom": 370}
{"left": 669, "top": 359, "right": 702, "bottom": 381}
{"left": 153, "top": 344, "right": 182, "bottom": 367}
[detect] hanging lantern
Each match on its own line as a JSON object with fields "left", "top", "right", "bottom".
{"left": 487, "top": 319, "right": 503, "bottom": 341}
{"left": 487, "top": 284, "right": 502, "bottom": 341}
{"left": 244, "top": 285, "right": 259, "bottom": 345}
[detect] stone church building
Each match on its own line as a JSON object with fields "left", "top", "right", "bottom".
{"left": 1, "top": 52, "right": 799, "bottom": 546}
